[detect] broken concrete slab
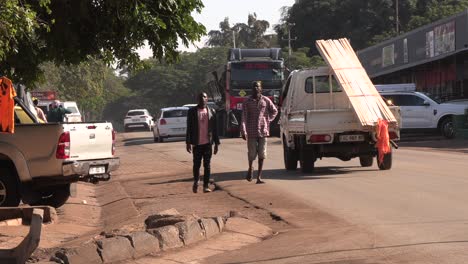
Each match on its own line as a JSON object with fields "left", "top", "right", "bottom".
{"left": 199, "top": 218, "right": 219, "bottom": 239}
{"left": 97, "top": 236, "right": 135, "bottom": 263}
{"left": 148, "top": 225, "right": 183, "bottom": 250}
{"left": 0, "top": 206, "right": 57, "bottom": 223}
{"left": 225, "top": 217, "right": 273, "bottom": 239}
{"left": 54, "top": 242, "right": 102, "bottom": 264}
{"left": 175, "top": 220, "right": 204, "bottom": 245}
{"left": 145, "top": 215, "right": 197, "bottom": 229}
{"left": 127, "top": 231, "right": 160, "bottom": 258}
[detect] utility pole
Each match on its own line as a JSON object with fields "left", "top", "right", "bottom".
{"left": 232, "top": 31, "right": 236, "bottom": 48}
{"left": 282, "top": 23, "right": 297, "bottom": 58}
{"left": 396, "top": 0, "right": 399, "bottom": 34}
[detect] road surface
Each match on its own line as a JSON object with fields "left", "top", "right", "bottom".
{"left": 125, "top": 133, "right": 468, "bottom": 263}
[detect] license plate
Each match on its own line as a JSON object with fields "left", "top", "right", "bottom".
{"left": 339, "top": 134, "right": 365, "bottom": 142}
{"left": 89, "top": 166, "right": 105, "bottom": 175}
{"left": 132, "top": 119, "right": 141, "bottom": 122}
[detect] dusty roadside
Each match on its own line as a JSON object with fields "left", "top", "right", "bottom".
{"left": 23, "top": 132, "right": 290, "bottom": 262}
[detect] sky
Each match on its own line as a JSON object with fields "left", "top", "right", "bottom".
{"left": 137, "top": 0, "right": 295, "bottom": 59}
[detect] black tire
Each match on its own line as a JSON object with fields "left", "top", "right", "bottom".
{"left": 0, "top": 167, "right": 20, "bottom": 207}
{"left": 283, "top": 139, "right": 298, "bottom": 170}
{"left": 158, "top": 136, "right": 164, "bottom": 143}
{"left": 300, "top": 148, "right": 315, "bottom": 173}
{"left": 377, "top": 151, "right": 392, "bottom": 170}
{"left": 440, "top": 117, "right": 455, "bottom": 139}
{"left": 30, "top": 184, "right": 71, "bottom": 208}
{"left": 359, "top": 155, "right": 374, "bottom": 167}
{"left": 154, "top": 136, "right": 159, "bottom": 142}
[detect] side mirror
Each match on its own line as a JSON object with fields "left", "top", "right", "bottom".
{"left": 423, "top": 100, "right": 430, "bottom": 106}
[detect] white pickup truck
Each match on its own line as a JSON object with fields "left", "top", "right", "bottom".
{"left": 376, "top": 84, "right": 468, "bottom": 139}
{"left": 0, "top": 97, "right": 119, "bottom": 207}
{"left": 280, "top": 67, "right": 401, "bottom": 173}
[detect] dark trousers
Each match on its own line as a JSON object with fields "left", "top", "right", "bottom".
{"left": 193, "top": 144, "right": 212, "bottom": 188}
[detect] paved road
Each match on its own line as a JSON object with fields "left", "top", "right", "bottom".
{"left": 126, "top": 133, "right": 468, "bottom": 264}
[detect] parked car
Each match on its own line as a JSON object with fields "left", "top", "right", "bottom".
{"left": 61, "top": 101, "right": 82, "bottom": 122}
{"left": 153, "top": 107, "right": 188, "bottom": 142}
{"left": 0, "top": 97, "right": 119, "bottom": 208}
{"left": 124, "top": 109, "right": 154, "bottom": 132}
{"left": 376, "top": 84, "right": 468, "bottom": 138}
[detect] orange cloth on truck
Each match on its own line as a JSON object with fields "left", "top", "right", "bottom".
{"left": 0, "top": 77, "right": 16, "bottom": 133}
{"left": 376, "top": 118, "right": 391, "bottom": 164}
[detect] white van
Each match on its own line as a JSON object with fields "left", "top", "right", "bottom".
{"left": 61, "top": 101, "right": 82, "bottom": 122}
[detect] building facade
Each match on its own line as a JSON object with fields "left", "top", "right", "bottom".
{"left": 358, "top": 10, "right": 468, "bottom": 101}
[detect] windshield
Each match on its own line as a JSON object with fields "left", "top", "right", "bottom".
{"left": 163, "top": 110, "right": 188, "bottom": 118}
{"left": 127, "top": 111, "right": 145, "bottom": 116}
{"left": 230, "top": 62, "right": 283, "bottom": 82}
{"left": 420, "top": 92, "right": 442, "bottom": 104}
{"left": 66, "top": 106, "right": 79, "bottom": 113}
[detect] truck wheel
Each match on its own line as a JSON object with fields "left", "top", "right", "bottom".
{"left": 359, "top": 155, "right": 373, "bottom": 167}
{"left": 283, "top": 140, "right": 298, "bottom": 170}
{"left": 440, "top": 117, "right": 455, "bottom": 139}
{"left": 153, "top": 136, "right": 159, "bottom": 142}
{"left": 0, "top": 167, "right": 20, "bottom": 207}
{"left": 300, "top": 149, "right": 315, "bottom": 173}
{"left": 158, "top": 136, "right": 164, "bottom": 143}
{"left": 30, "top": 184, "right": 71, "bottom": 208}
{"left": 377, "top": 151, "right": 392, "bottom": 170}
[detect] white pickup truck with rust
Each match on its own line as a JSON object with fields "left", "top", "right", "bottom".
{"left": 0, "top": 97, "right": 119, "bottom": 207}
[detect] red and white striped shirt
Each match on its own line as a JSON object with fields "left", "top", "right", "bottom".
{"left": 241, "top": 95, "right": 278, "bottom": 138}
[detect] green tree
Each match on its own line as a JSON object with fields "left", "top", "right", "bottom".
{"left": 206, "top": 14, "right": 271, "bottom": 48}
{"left": 35, "top": 59, "right": 130, "bottom": 120}
{"left": 1, "top": 0, "right": 205, "bottom": 86}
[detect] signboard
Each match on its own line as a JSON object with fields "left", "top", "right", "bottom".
{"left": 426, "top": 31, "right": 434, "bottom": 58}
{"left": 382, "top": 44, "right": 395, "bottom": 67}
{"left": 434, "top": 21, "right": 455, "bottom": 56}
{"left": 31, "top": 91, "right": 57, "bottom": 100}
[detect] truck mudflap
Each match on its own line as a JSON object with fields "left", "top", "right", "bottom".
{"left": 62, "top": 157, "right": 120, "bottom": 181}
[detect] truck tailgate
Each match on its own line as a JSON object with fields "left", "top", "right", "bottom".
{"left": 66, "top": 123, "right": 113, "bottom": 160}
{"left": 305, "top": 108, "right": 364, "bottom": 133}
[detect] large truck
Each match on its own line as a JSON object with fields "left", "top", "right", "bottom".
{"left": 208, "top": 48, "right": 285, "bottom": 137}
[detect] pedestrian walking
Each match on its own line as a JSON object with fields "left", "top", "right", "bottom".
{"left": 241, "top": 81, "right": 278, "bottom": 184}
{"left": 32, "top": 97, "right": 47, "bottom": 123}
{"left": 186, "top": 92, "right": 220, "bottom": 193}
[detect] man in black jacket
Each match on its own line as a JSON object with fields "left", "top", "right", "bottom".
{"left": 186, "top": 92, "right": 220, "bottom": 193}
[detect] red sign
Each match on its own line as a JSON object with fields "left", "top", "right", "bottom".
{"left": 31, "top": 91, "right": 57, "bottom": 100}
{"left": 243, "top": 63, "right": 272, "bottom": 70}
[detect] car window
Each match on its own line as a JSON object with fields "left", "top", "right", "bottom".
{"left": 163, "top": 110, "right": 188, "bottom": 118}
{"left": 127, "top": 111, "right": 145, "bottom": 116}
{"left": 66, "top": 106, "right": 79, "bottom": 113}
{"left": 383, "top": 94, "right": 425, "bottom": 106}
{"left": 305, "top": 75, "right": 341, "bottom": 94}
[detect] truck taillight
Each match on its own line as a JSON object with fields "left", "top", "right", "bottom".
{"left": 160, "top": 119, "right": 167, "bottom": 125}
{"left": 112, "top": 130, "right": 116, "bottom": 156}
{"left": 56, "top": 132, "right": 70, "bottom": 159}
{"left": 310, "top": 134, "right": 332, "bottom": 143}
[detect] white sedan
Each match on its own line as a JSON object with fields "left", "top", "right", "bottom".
{"left": 153, "top": 107, "right": 189, "bottom": 142}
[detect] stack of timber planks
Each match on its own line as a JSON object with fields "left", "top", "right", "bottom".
{"left": 316, "top": 38, "right": 397, "bottom": 128}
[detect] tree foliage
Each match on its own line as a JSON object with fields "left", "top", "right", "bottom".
{"left": 102, "top": 47, "right": 228, "bottom": 127}
{"left": 206, "top": 14, "right": 272, "bottom": 48}
{"left": 0, "top": 0, "right": 206, "bottom": 86}
{"left": 35, "top": 59, "right": 130, "bottom": 120}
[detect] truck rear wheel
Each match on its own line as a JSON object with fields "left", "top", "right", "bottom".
{"left": 30, "top": 184, "right": 71, "bottom": 208}
{"left": 300, "top": 149, "right": 315, "bottom": 173}
{"left": 0, "top": 167, "right": 20, "bottom": 207}
{"left": 359, "top": 155, "right": 374, "bottom": 167}
{"left": 283, "top": 140, "right": 298, "bottom": 170}
{"left": 377, "top": 151, "right": 392, "bottom": 170}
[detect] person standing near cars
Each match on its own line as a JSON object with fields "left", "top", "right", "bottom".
{"left": 241, "top": 81, "right": 278, "bottom": 184}
{"left": 32, "top": 97, "right": 47, "bottom": 123}
{"left": 186, "top": 92, "right": 220, "bottom": 193}
{"left": 47, "top": 100, "right": 71, "bottom": 122}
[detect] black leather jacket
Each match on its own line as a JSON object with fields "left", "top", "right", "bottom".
{"left": 186, "top": 106, "right": 220, "bottom": 146}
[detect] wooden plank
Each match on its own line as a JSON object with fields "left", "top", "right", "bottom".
{"left": 316, "top": 38, "right": 397, "bottom": 127}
